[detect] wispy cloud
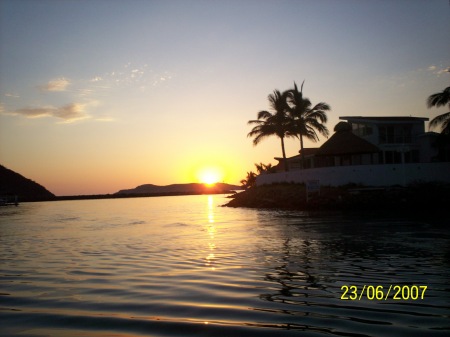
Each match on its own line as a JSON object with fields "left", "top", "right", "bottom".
{"left": 1, "top": 63, "right": 170, "bottom": 125}
{"left": 438, "top": 67, "right": 450, "bottom": 75}
{"left": 94, "top": 116, "right": 116, "bottom": 122}
{"left": 94, "top": 63, "right": 173, "bottom": 89}
{"left": 7, "top": 103, "right": 88, "bottom": 123}
{"left": 428, "top": 65, "right": 450, "bottom": 76}
{"left": 39, "top": 78, "right": 70, "bottom": 92}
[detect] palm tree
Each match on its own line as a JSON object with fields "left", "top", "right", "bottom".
{"left": 427, "top": 86, "right": 450, "bottom": 135}
{"left": 254, "top": 162, "right": 266, "bottom": 175}
{"left": 248, "top": 90, "right": 292, "bottom": 171}
{"left": 240, "top": 171, "right": 257, "bottom": 189}
{"left": 286, "top": 81, "right": 330, "bottom": 168}
{"left": 254, "top": 162, "right": 276, "bottom": 174}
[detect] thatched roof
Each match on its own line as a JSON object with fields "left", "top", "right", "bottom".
{"left": 316, "top": 123, "right": 379, "bottom": 156}
{"left": 274, "top": 148, "right": 319, "bottom": 162}
{"left": 299, "top": 148, "right": 320, "bottom": 157}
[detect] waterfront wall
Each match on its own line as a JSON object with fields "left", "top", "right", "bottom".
{"left": 256, "top": 162, "right": 450, "bottom": 187}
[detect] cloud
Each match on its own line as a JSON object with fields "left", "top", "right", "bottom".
{"left": 94, "top": 117, "right": 116, "bottom": 122}
{"left": 11, "top": 107, "right": 52, "bottom": 118}
{"left": 39, "top": 78, "right": 70, "bottom": 92}
{"left": 8, "top": 103, "right": 88, "bottom": 123}
{"left": 427, "top": 65, "right": 450, "bottom": 76}
{"left": 85, "top": 63, "right": 172, "bottom": 93}
{"left": 77, "top": 88, "right": 96, "bottom": 97}
{"left": 437, "top": 67, "right": 450, "bottom": 75}
{"left": 53, "top": 103, "right": 87, "bottom": 121}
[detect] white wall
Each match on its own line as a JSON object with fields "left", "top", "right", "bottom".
{"left": 256, "top": 162, "right": 450, "bottom": 187}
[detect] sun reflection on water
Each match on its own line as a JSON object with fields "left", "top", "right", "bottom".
{"left": 206, "top": 195, "right": 216, "bottom": 270}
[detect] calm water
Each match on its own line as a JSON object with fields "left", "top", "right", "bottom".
{"left": 1, "top": 195, "right": 449, "bottom": 337}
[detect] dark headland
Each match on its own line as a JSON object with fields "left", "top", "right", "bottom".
{"left": 0, "top": 164, "right": 242, "bottom": 202}
{"left": 55, "top": 183, "right": 242, "bottom": 201}
{"left": 0, "top": 165, "right": 55, "bottom": 202}
{"left": 116, "top": 183, "right": 241, "bottom": 195}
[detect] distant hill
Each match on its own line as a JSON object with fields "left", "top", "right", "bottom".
{"left": 116, "top": 183, "right": 242, "bottom": 195}
{"left": 0, "top": 165, "right": 55, "bottom": 202}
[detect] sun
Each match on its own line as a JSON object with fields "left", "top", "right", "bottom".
{"left": 198, "top": 167, "right": 223, "bottom": 186}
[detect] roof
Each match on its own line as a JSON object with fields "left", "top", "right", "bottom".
{"left": 417, "top": 131, "right": 439, "bottom": 138}
{"left": 274, "top": 148, "right": 319, "bottom": 162}
{"left": 316, "top": 129, "right": 380, "bottom": 156}
{"left": 340, "top": 116, "right": 429, "bottom": 123}
{"left": 299, "top": 148, "right": 320, "bottom": 156}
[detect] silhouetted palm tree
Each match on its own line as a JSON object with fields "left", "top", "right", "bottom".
{"left": 254, "top": 162, "right": 276, "bottom": 174}
{"left": 248, "top": 90, "right": 291, "bottom": 171}
{"left": 240, "top": 171, "right": 257, "bottom": 189}
{"left": 286, "top": 81, "right": 330, "bottom": 167}
{"left": 254, "top": 162, "right": 266, "bottom": 175}
{"left": 427, "top": 86, "right": 450, "bottom": 135}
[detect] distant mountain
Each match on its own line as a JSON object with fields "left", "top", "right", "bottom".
{"left": 0, "top": 165, "right": 55, "bottom": 202}
{"left": 116, "top": 182, "right": 242, "bottom": 195}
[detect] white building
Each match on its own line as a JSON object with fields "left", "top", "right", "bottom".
{"left": 340, "top": 116, "right": 438, "bottom": 164}
{"left": 262, "top": 116, "right": 450, "bottom": 187}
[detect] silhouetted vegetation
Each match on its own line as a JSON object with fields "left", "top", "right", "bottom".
{"left": 285, "top": 81, "right": 330, "bottom": 167}
{"left": 254, "top": 162, "right": 276, "bottom": 174}
{"left": 240, "top": 163, "right": 277, "bottom": 190}
{"left": 247, "top": 89, "right": 291, "bottom": 171}
{"left": 240, "top": 171, "right": 257, "bottom": 190}
{"left": 427, "top": 86, "right": 450, "bottom": 135}
{"left": 427, "top": 85, "right": 450, "bottom": 161}
{"left": 247, "top": 81, "right": 330, "bottom": 171}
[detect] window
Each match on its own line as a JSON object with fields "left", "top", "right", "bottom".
{"left": 364, "top": 126, "right": 373, "bottom": 136}
{"left": 380, "top": 127, "right": 386, "bottom": 143}
{"left": 387, "top": 127, "right": 395, "bottom": 143}
{"left": 384, "top": 151, "right": 402, "bottom": 164}
{"left": 379, "top": 125, "right": 412, "bottom": 144}
{"left": 352, "top": 123, "right": 373, "bottom": 137}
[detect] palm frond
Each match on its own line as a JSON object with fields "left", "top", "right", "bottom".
{"left": 441, "top": 116, "right": 450, "bottom": 135}
{"left": 307, "top": 120, "right": 329, "bottom": 138}
{"left": 429, "top": 112, "right": 450, "bottom": 131}
{"left": 312, "top": 102, "right": 331, "bottom": 112}
{"left": 254, "top": 162, "right": 265, "bottom": 174}
{"left": 427, "top": 87, "right": 450, "bottom": 108}
{"left": 256, "top": 110, "right": 273, "bottom": 120}
{"left": 304, "top": 125, "right": 320, "bottom": 141}
{"left": 251, "top": 132, "right": 271, "bottom": 146}
{"left": 247, "top": 119, "right": 263, "bottom": 125}
{"left": 306, "top": 110, "right": 328, "bottom": 124}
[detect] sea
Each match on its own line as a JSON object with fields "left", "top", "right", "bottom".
{"left": 0, "top": 195, "right": 449, "bottom": 337}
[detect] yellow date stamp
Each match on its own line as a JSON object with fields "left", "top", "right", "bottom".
{"left": 340, "top": 285, "right": 427, "bottom": 300}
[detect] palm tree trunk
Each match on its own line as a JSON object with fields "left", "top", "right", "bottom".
{"left": 281, "top": 137, "right": 289, "bottom": 172}
{"left": 299, "top": 134, "right": 305, "bottom": 169}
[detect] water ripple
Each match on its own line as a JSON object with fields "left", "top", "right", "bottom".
{"left": 1, "top": 197, "right": 449, "bottom": 336}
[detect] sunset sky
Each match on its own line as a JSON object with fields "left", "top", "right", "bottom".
{"left": 1, "top": 0, "right": 449, "bottom": 196}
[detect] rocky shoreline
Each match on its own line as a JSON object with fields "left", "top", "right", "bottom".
{"left": 223, "top": 182, "right": 449, "bottom": 214}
